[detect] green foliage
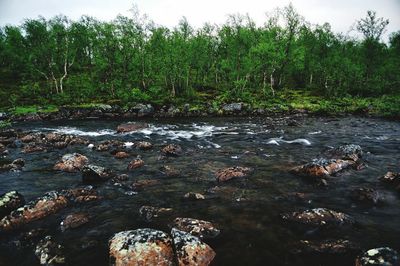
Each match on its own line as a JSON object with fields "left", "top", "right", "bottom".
{"left": 0, "top": 120, "right": 11, "bottom": 129}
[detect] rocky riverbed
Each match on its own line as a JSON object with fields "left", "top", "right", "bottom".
{"left": 0, "top": 115, "right": 399, "bottom": 265}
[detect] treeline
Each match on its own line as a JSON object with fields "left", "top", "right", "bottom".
{"left": 0, "top": 4, "right": 399, "bottom": 108}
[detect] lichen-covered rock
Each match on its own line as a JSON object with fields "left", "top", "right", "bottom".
{"left": 136, "top": 141, "right": 153, "bottom": 150}
{"left": 109, "top": 229, "right": 174, "bottom": 266}
{"left": 215, "top": 166, "right": 252, "bottom": 182}
{"left": 350, "top": 187, "right": 380, "bottom": 204}
{"left": 184, "top": 192, "right": 206, "bottom": 200}
{"left": 291, "top": 158, "right": 355, "bottom": 179}
{"left": 161, "top": 144, "right": 183, "bottom": 157}
{"left": 379, "top": 172, "right": 400, "bottom": 192}
{"left": 139, "top": 206, "right": 173, "bottom": 222}
{"left": 291, "top": 239, "right": 360, "bottom": 254}
{"left": 172, "top": 218, "right": 220, "bottom": 239}
{"left": 53, "top": 153, "right": 88, "bottom": 173}
{"left": 171, "top": 228, "right": 216, "bottom": 266}
{"left": 114, "top": 151, "right": 129, "bottom": 159}
{"left": 127, "top": 159, "right": 144, "bottom": 170}
{"left": 116, "top": 122, "right": 148, "bottom": 133}
{"left": 331, "top": 144, "right": 363, "bottom": 161}
{"left": 0, "top": 191, "right": 69, "bottom": 231}
{"left": 355, "top": 247, "right": 399, "bottom": 266}
{"left": 131, "top": 103, "right": 154, "bottom": 117}
{"left": 222, "top": 102, "right": 243, "bottom": 113}
{"left": 0, "top": 191, "right": 25, "bottom": 218}
{"left": 281, "top": 208, "right": 354, "bottom": 227}
{"left": 35, "top": 235, "right": 66, "bottom": 265}
{"left": 81, "top": 165, "right": 113, "bottom": 183}
{"left": 0, "top": 158, "right": 25, "bottom": 172}
{"left": 60, "top": 213, "right": 89, "bottom": 231}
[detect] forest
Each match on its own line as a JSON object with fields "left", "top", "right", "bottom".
{"left": 0, "top": 4, "right": 399, "bottom": 115}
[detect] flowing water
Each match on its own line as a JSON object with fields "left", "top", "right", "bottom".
{"left": 0, "top": 116, "right": 399, "bottom": 265}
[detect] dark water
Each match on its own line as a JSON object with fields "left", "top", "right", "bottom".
{"left": 1, "top": 116, "right": 399, "bottom": 265}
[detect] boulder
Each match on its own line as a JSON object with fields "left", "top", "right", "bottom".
{"left": 136, "top": 141, "right": 153, "bottom": 150}
{"left": 183, "top": 192, "right": 206, "bottom": 200}
{"left": 127, "top": 159, "right": 144, "bottom": 170}
{"left": 114, "top": 151, "right": 129, "bottom": 159}
{"left": 0, "top": 191, "right": 69, "bottom": 231}
{"left": 161, "top": 144, "right": 183, "bottom": 157}
{"left": 291, "top": 158, "right": 355, "bottom": 179}
{"left": 172, "top": 218, "right": 220, "bottom": 239}
{"left": 109, "top": 229, "right": 174, "bottom": 266}
{"left": 117, "top": 122, "right": 148, "bottom": 133}
{"left": 356, "top": 247, "right": 399, "bottom": 266}
{"left": 35, "top": 236, "right": 66, "bottom": 265}
{"left": 350, "top": 187, "right": 380, "bottom": 204}
{"left": 22, "top": 144, "right": 47, "bottom": 153}
{"left": 0, "top": 158, "right": 25, "bottom": 172}
{"left": 171, "top": 228, "right": 216, "bottom": 266}
{"left": 0, "top": 191, "right": 25, "bottom": 218}
{"left": 54, "top": 153, "right": 88, "bottom": 173}
{"left": 139, "top": 206, "right": 173, "bottom": 222}
{"left": 331, "top": 144, "right": 363, "bottom": 162}
{"left": 222, "top": 103, "right": 243, "bottom": 113}
{"left": 379, "top": 172, "right": 400, "bottom": 192}
{"left": 81, "top": 165, "right": 113, "bottom": 183}
{"left": 131, "top": 103, "right": 154, "bottom": 117}
{"left": 215, "top": 166, "right": 252, "bottom": 182}
{"left": 281, "top": 208, "right": 354, "bottom": 228}
{"left": 60, "top": 213, "right": 89, "bottom": 231}
{"left": 61, "top": 187, "right": 100, "bottom": 203}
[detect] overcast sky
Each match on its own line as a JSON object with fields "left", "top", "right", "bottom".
{"left": 0, "top": 0, "right": 399, "bottom": 41}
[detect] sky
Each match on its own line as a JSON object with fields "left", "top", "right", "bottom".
{"left": 0, "top": 0, "right": 399, "bottom": 41}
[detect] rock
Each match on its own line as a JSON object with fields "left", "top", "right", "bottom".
{"left": 131, "top": 103, "right": 154, "bottom": 117}
{"left": 160, "top": 165, "right": 180, "bottom": 178}
{"left": 82, "top": 165, "right": 113, "bottom": 183}
{"left": 0, "top": 129, "right": 16, "bottom": 138}
{"left": 113, "top": 174, "right": 129, "bottom": 182}
{"left": 22, "top": 144, "right": 47, "bottom": 153}
{"left": 116, "top": 122, "right": 148, "bottom": 133}
{"left": 131, "top": 179, "right": 160, "bottom": 190}
{"left": 172, "top": 218, "right": 220, "bottom": 239}
{"left": 0, "top": 191, "right": 69, "bottom": 231}
{"left": 281, "top": 208, "right": 354, "bottom": 228}
{"left": 54, "top": 153, "right": 88, "bottom": 173}
{"left": 291, "top": 158, "right": 355, "bottom": 179}
{"left": 139, "top": 206, "right": 173, "bottom": 222}
{"left": 60, "top": 213, "right": 89, "bottom": 231}
{"left": 53, "top": 142, "right": 68, "bottom": 149}
{"left": 222, "top": 102, "right": 243, "bottom": 113}
{"left": 0, "top": 191, "right": 25, "bottom": 218}
{"left": 171, "top": 228, "right": 216, "bottom": 266}
{"left": 114, "top": 151, "right": 129, "bottom": 159}
{"left": 215, "top": 166, "right": 252, "bottom": 182}
{"left": 109, "top": 229, "right": 174, "bottom": 266}
{"left": 356, "top": 247, "right": 399, "bottom": 266}
{"left": 379, "top": 172, "right": 400, "bottom": 192}
{"left": 127, "top": 159, "right": 144, "bottom": 170}
{"left": 136, "top": 141, "right": 153, "bottom": 150}
{"left": 161, "top": 144, "right": 183, "bottom": 157}
{"left": 350, "top": 187, "right": 380, "bottom": 204}
{"left": 184, "top": 192, "right": 206, "bottom": 200}
{"left": 61, "top": 187, "right": 100, "bottom": 203}
{"left": 331, "top": 144, "right": 363, "bottom": 161}
{"left": 0, "top": 158, "right": 25, "bottom": 172}
{"left": 35, "top": 236, "right": 66, "bottom": 265}
{"left": 20, "top": 134, "right": 37, "bottom": 143}
{"left": 291, "top": 239, "right": 360, "bottom": 254}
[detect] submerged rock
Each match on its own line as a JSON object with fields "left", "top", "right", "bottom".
{"left": 172, "top": 218, "right": 220, "bottom": 239}
{"left": 215, "top": 166, "right": 252, "bottom": 182}
{"left": 183, "top": 192, "right": 206, "bottom": 200}
{"left": 35, "top": 236, "right": 66, "bottom": 265}
{"left": 171, "top": 228, "right": 216, "bottom": 266}
{"left": 114, "top": 151, "right": 129, "bottom": 159}
{"left": 350, "top": 187, "right": 380, "bottom": 204}
{"left": 81, "top": 165, "right": 113, "bottom": 183}
{"left": 109, "top": 229, "right": 174, "bottom": 266}
{"left": 127, "top": 159, "right": 144, "bottom": 170}
{"left": 356, "top": 247, "right": 399, "bottom": 266}
{"left": 0, "top": 191, "right": 69, "bottom": 231}
{"left": 0, "top": 158, "right": 25, "bottom": 172}
{"left": 53, "top": 153, "right": 88, "bottom": 173}
{"left": 136, "top": 141, "right": 153, "bottom": 150}
{"left": 22, "top": 144, "right": 47, "bottom": 153}
{"left": 161, "top": 144, "right": 183, "bottom": 157}
{"left": 291, "top": 158, "right": 355, "bottom": 179}
{"left": 160, "top": 165, "right": 180, "bottom": 178}
{"left": 379, "top": 172, "right": 400, "bottom": 192}
{"left": 116, "top": 122, "right": 148, "bottom": 133}
{"left": 60, "top": 213, "right": 89, "bottom": 231}
{"left": 139, "top": 206, "right": 173, "bottom": 222}
{"left": 291, "top": 239, "right": 360, "bottom": 254}
{"left": 131, "top": 179, "right": 160, "bottom": 190}
{"left": 281, "top": 208, "right": 354, "bottom": 228}
{"left": 0, "top": 191, "right": 25, "bottom": 219}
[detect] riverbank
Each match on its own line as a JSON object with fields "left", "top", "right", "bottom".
{"left": 1, "top": 90, "right": 399, "bottom": 124}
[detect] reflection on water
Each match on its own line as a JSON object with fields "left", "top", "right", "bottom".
{"left": 0, "top": 116, "right": 399, "bottom": 265}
